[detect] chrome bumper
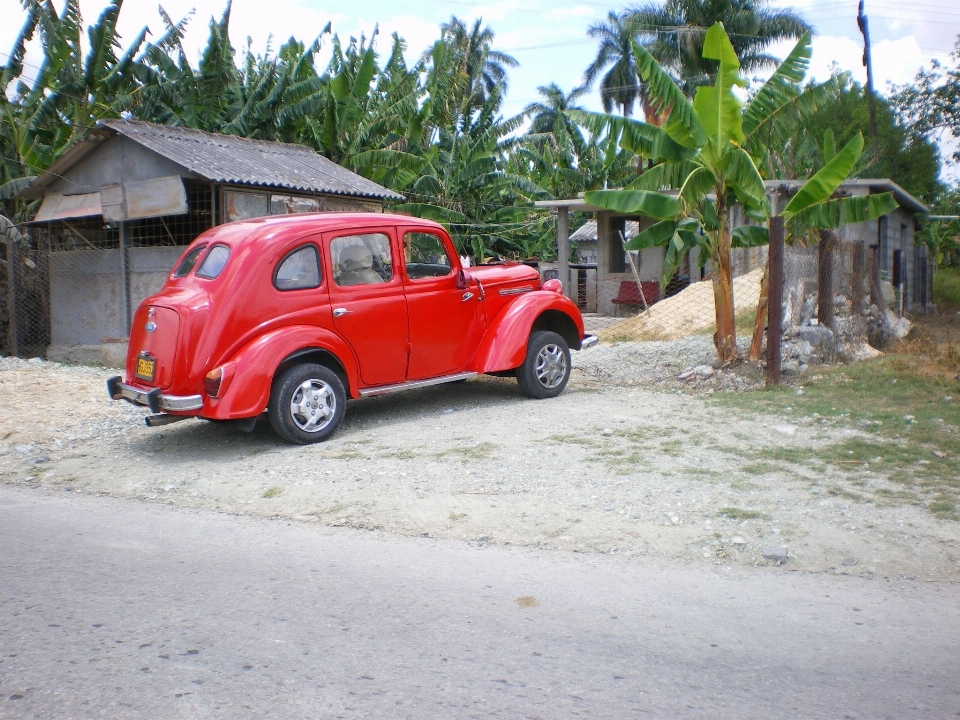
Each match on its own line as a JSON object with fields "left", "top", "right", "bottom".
{"left": 107, "top": 376, "right": 203, "bottom": 413}
{"left": 580, "top": 334, "right": 599, "bottom": 350}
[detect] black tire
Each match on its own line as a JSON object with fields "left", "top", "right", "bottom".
{"left": 268, "top": 363, "right": 346, "bottom": 444}
{"left": 516, "top": 331, "right": 571, "bottom": 399}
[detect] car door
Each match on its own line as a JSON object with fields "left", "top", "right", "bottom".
{"left": 401, "top": 229, "right": 483, "bottom": 380}
{"left": 326, "top": 229, "right": 409, "bottom": 387}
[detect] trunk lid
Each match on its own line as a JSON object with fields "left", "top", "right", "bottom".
{"left": 126, "top": 305, "right": 181, "bottom": 390}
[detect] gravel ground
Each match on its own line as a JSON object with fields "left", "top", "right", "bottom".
{"left": 2, "top": 349, "right": 958, "bottom": 582}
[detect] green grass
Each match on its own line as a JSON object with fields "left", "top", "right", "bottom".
{"left": 437, "top": 441, "right": 498, "bottom": 462}
{"left": 262, "top": 486, "right": 283, "bottom": 498}
{"left": 710, "top": 357, "right": 960, "bottom": 519}
{"left": 717, "top": 507, "right": 769, "bottom": 520}
{"left": 933, "top": 266, "right": 960, "bottom": 307}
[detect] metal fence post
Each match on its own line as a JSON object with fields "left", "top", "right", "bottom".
{"left": 766, "top": 216, "right": 784, "bottom": 385}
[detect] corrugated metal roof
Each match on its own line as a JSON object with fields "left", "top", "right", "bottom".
{"left": 569, "top": 219, "right": 641, "bottom": 242}
{"left": 99, "top": 120, "right": 404, "bottom": 201}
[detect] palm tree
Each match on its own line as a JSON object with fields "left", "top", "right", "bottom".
{"left": 628, "top": 0, "right": 812, "bottom": 94}
{"left": 526, "top": 83, "right": 588, "bottom": 137}
{"left": 584, "top": 12, "right": 646, "bottom": 117}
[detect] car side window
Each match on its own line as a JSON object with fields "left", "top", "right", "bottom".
{"left": 404, "top": 232, "right": 453, "bottom": 280}
{"left": 173, "top": 244, "right": 206, "bottom": 278}
{"left": 274, "top": 244, "right": 321, "bottom": 290}
{"left": 196, "top": 245, "right": 230, "bottom": 279}
{"left": 332, "top": 233, "right": 393, "bottom": 287}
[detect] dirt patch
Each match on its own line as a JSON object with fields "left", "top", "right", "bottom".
{"left": 2, "top": 356, "right": 958, "bottom": 581}
{"left": 598, "top": 267, "right": 763, "bottom": 342}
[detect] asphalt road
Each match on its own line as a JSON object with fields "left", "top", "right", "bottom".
{"left": 2, "top": 486, "right": 959, "bottom": 719}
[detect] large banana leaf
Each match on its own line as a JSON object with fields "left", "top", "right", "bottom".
{"left": 732, "top": 225, "right": 769, "bottom": 247}
{"left": 723, "top": 147, "right": 769, "bottom": 214}
{"left": 741, "top": 32, "right": 811, "bottom": 137}
{"left": 631, "top": 41, "right": 706, "bottom": 150}
{"left": 692, "top": 23, "right": 746, "bottom": 151}
{"left": 624, "top": 161, "right": 700, "bottom": 191}
{"left": 584, "top": 189, "right": 679, "bottom": 219}
{"left": 783, "top": 133, "right": 864, "bottom": 216}
{"left": 678, "top": 165, "right": 715, "bottom": 211}
{"left": 624, "top": 219, "right": 677, "bottom": 250}
{"left": 393, "top": 203, "right": 468, "bottom": 224}
{"left": 566, "top": 110, "right": 695, "bottom": 162}
{"left": 786, "top": 192, "right": 898, "bottom": 232}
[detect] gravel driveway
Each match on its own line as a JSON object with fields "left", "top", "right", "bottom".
{"left": 2, "top": 349, "right": 958, "bottom": 581}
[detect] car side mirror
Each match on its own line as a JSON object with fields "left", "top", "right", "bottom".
{"left": 456, "top": 268, "right": 472, "bottom": 289}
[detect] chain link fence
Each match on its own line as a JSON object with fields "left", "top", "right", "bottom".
{"left": 3, "top": 213, "right": 928, "bottom": 389}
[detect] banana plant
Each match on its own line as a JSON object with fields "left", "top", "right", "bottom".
{"left": 574, "top": 24, "right": 895, "bottom": 364}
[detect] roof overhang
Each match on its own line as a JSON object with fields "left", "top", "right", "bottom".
{"left": 28, "top": 176, "right": 189, "bottom": 224}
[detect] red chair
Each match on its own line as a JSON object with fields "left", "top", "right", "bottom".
{"left": 611, "top": 280, "right": 659, "bottom": 308}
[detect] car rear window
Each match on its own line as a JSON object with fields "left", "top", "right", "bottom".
{"left": 275, "top": 244, "right": 321, "bottom": 290}
{"left": 196, "top": 245, "right": 230, "bottom": 279}
{"left": 173, "top": 245, "right": 206, "bottom": 278}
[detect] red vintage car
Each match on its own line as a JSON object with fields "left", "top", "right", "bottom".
{"left": 107, "top": 213, "right": 596, "bottom": 443}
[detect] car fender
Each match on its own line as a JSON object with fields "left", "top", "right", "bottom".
{"left": 205, "top": 326, "right": 359, "bottom": 419}
{"left": 471, "top": 291, "right": 585, "bottom": 373}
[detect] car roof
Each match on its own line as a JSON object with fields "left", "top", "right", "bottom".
{"left": 195, "top": 213, "right": 447, "bottom": 249}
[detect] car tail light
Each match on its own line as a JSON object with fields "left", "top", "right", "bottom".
{"left": 205, "top": 367, "right": 223, "bottom": 397}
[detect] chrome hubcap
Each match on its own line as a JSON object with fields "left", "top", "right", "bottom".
{"left": 290, "top": 379, "right": 336, "bottom": 432}
{"left": 535, "top": 343, "right": 567, "bottom": 389}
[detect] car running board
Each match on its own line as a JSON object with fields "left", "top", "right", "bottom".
{"left": 359, "top": 372, "right": 477, "bottom": 398}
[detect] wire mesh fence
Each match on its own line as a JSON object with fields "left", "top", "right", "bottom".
{"left": 2, "top": 211, "right": 931, "bottom": 391}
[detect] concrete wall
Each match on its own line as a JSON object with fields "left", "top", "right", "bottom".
{"left": 49, "top": 246, "right": 182, "bottom": 347}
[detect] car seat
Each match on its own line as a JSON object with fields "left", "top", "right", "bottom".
{"left": 337, "top": 245, "right": 385, "bottom": 286}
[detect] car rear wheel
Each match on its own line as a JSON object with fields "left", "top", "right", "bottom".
{"left": 516, "top": 331, "right": 570, "bottom": 399}
{"left": 268, "top": 364, "right": 346, "bottom": 444}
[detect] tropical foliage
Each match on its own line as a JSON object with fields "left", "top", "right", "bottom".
{"left": 576, "top": 25, "right": 896, "bottom": 363}
{"left": 1, "top": 0, "right": 641, "bottom": 259}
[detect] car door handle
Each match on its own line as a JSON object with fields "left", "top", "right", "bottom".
{"left": 461, "top": 292, "right": 474, "bottom": 301}
{"left": 333, "top": 307, "right": 350, "bottom": 317}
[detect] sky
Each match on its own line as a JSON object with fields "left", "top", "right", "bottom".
{"left": 1, "top": 0, "right": 959, "bottom": 180}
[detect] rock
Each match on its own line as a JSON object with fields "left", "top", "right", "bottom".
{"left": 693, "top": 364, "right": 715, "bottom": 377}
{"left": 670, "top": 515, "right": 679, "bottom": 524}
{"left": 837, "top": 341, "right": 882, "bottom": 362}
{"left": 842, "top": 557, "right": 858, "bottom": 566}
{"left": 879, "top": 280, "right": 896, "bottom": 307}
{"left": 884, "top": 309, "right": 912, "bottom": 340}
{"left": 677, "top": 369, "right": 695, "bottom": 380}
{"left": 731, "top": 536, "right": 746, "bottom": 547}
{"left": 604, "top": 503, "right": 614, "bottom": 512}
{"left": 14, "top": 444, "right": 35, "bottom": 455}
{"left": 26, "top": 456, "right": 49, "bottom": 465}
{"left": 782, "top": 359, "right": 801, "bottom": 375}
{"left": 933, "top": 450, "right": 948, "bottom": 459}
{"left": 773, "top": 425, "right": 798, "bottom": 436}
{"left": 798, "top": 324, "right": 835, "bottom": 348}
{"left": 762, "top": 546, "right": 789, "bottom": 565}
{"left": 601, "top": 428, "right": 614, "bottom": 437}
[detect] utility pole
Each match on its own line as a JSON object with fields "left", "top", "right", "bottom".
{"left": 857, "top": 0, "right": 880, "bottom": 159}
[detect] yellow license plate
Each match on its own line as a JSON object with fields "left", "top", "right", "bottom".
{"left": 135, "top": 355, "right": 156, "bottom": 382}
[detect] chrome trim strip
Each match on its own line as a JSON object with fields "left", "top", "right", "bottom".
{"left": 359, "top": 372, "right": 477, "bottom": 398}
{"left": 580, "top": 334, "right": 599, "bottom": 350}
{"left": 118, "top": 383, "right": 204, "bottom": 412}
{"left": 498, "top": 287, "right": 534, "bottom": 296}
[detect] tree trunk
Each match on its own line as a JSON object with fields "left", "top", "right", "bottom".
{"left": 712, "top": 217, "right": 739, "bottom": 365}
{"left": 748, "top": 256, "right": 770, "bottom": 361}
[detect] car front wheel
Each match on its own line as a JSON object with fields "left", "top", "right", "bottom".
{"left": 516, "top": 331, "right": 571, "bottom": 399}
{"left": 268, "top": 364, "right": 346, "bottom": 444}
